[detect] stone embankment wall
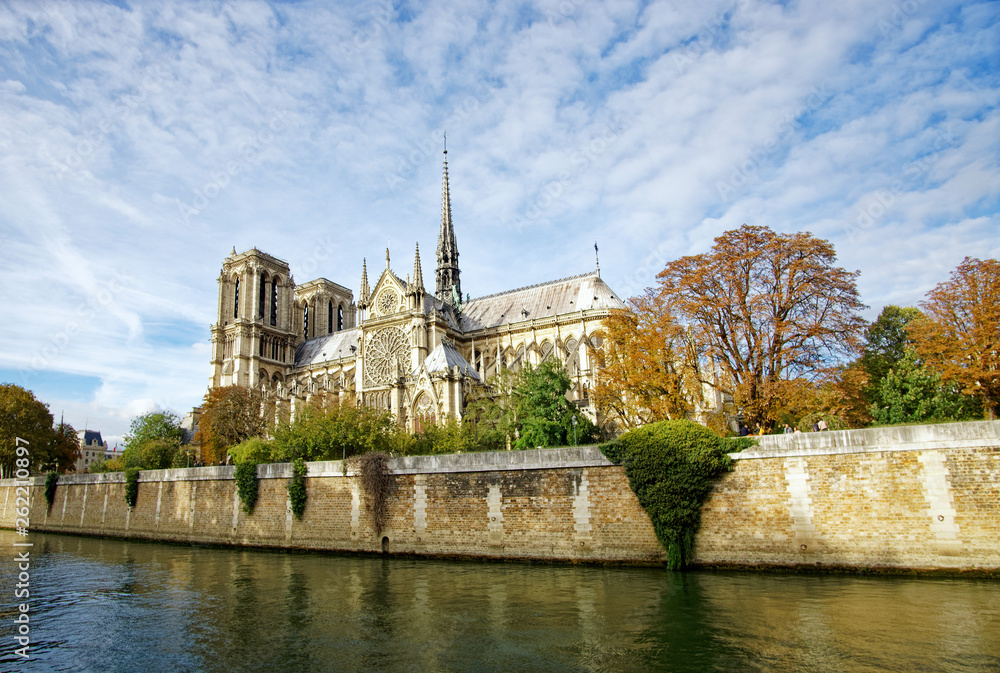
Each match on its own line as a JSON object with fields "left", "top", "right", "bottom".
{"left": 2, "top": 421, "right": 997, "bottom": 571}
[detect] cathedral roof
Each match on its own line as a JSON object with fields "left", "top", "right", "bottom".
{"left": 294, "top": 328, "right": 359, "bottom": 367}
{"left": 458, "top": 271, "right": 626, "bottom": 332}
{"left": 420, "top": 341, "right": 480, "bottom": 380}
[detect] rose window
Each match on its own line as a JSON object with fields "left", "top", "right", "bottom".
{"left": 364, "top": 326, "right": 409, "bottom": 386}
{"left": 377, "top": 289, "right": 399, "bottom": 316}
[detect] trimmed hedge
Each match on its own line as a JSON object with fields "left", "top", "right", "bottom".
{"left": 601, "top": 420, "right": 753, "bottom": 569}
{"left": 44, "top": 472, "right": 59, "bottom": 510}
{"left": 124, "top": 467, "right": 140, "bottom": 508}
{"left": 235, "top": 462, "right": 259, "bottom": 515}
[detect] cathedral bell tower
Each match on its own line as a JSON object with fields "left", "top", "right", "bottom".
{"left": 209, "top": 248, "right": 297, "bottom": 391}
{"left": 435, "top": 145, "right": 461, "bottom": 307}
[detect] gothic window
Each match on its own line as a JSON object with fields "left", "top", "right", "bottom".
{"left": 259, "top": 338, "right": 264, "bottom": 357}
{"left": 540, "top": 340, "right": 553, "bottom": 361}
{"left": 364, "top": 326, "right": 409, "bottom": 387}
{"left": 328, "top": 300, "right": 333, "bottom": 334}
{"left": 258, "top": 273, "right": 267, "bottom": 319}
{"left": 338, "top": 305, "right": 344, "bottom": 331}
{"left": 303, "top": 304, "right": 309, "bottom": 339}
{"left": 565, "top": 338, "right": 580, "bottom": 376}
{"left": 270, "top": 277, "right": 279, "bottom": 326}
{"left": 233, "top": 278, "right": 240, "bottom": 318}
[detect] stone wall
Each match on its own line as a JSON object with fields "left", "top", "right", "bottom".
{"left": 2, "top": 422, "right": 998, "bottom": 571}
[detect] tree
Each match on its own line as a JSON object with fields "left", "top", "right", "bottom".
{"left": 859, "top": 306, "right": 922, "bottom": 387}
{"left": 196, "top": 386, "right": 271, "bottom": 463}
{"left": 592, "top": 290, "right": 700, "bottom": 431}
{"left": 655, "top": 225, "right": 867, "bottom": 429}
{"left": 909, "top": 257, "right": 1000, "bottom": 419}
{"left": 120, "top": 411, "right": 185, "bottom": 470}
{"left": 53, "top": 421, "right": 81, "bottom": 473}
{"left": 0, "top": 384, "right": 57, "bottom": 476}
{"left": 870, "top": 350, "right": 981, "bottom": 425}
{"left": 513, "top": 359, "right": 596, "bottom": 449}
{"left": 271, "top": 401, "right": 396, "bottom": 462}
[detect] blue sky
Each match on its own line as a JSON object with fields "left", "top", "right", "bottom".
{"left": 1, "top": 0, "right": 998, "bottom": 446}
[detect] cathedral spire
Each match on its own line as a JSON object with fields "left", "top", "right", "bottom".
{"left": 359, "top": 258, "right": 370, "bottom": 308}
{"left": 413, "top": 242, "right": 424, "bottom": 291}
{"left": 436, "top": 142, "right": 461, "bottom": 306}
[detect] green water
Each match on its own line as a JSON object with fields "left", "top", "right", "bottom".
{"left": 1, "top": 529, "right": 998, "bottom": 672}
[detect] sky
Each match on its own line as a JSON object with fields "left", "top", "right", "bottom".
{"left": 0, "top": 0, "right": 997, "bottom": 446}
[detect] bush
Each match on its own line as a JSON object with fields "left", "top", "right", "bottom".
{"left": 601, "top": 420, "right": 735, "bottom": 570}
{"left": 288, "top": 458, "right": 307, "bottom": 520}
{"left": 44, "top": 472, "right": 59, "bottom": 510}
{"left": 230, "top": 437, "right": 276, "bottom": 464}
{"left": 124, "top": 467, "right": 140, "bottom": 508}
{"left": 234, "top": 462, "right": 259, "bottom": 514}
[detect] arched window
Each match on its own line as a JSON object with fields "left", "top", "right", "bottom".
{"left": 337, "top": 305, "right": 344, "bottom": 331}
{"left": 270, "top": 278, "right": 279, "bottom": 326}
{"left": 258, "top": 273, "right": 267, "bottom": 320}
{"left": 328, "top": 300, "right": 334, "bottom": 334}
{"left": 233, "top": 279, "right": 240, "bottom": 318}
{"left": 303, "top": 304, "right": 309, "bottom": 339}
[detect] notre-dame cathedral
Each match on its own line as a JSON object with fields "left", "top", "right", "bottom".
{"left": 208, "top": 150, "right": 627, "bottom": 430}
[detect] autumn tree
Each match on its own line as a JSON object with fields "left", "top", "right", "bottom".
{"left": 656, "top": 225, "right": 867, "bottom": 429}
{"left": 592, "top": 290, "right": 701, "bottom": 431}
{"left": 53, "top": 421, "right": 81, "bottom": 473}
{"left": 909, "top": 257, "right": 1000, "bottom": 419}
{"left": 0, "top": 384, "right": 57, "bottom": 476}
{"left": 196, "top": 386, "right": 271, "bottom": 463}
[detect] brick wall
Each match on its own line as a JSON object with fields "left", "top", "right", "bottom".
{"left": 2, "top": 422, "right": 998, "bottom": 571}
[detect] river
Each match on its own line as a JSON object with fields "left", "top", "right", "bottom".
{"left": 1, "top": 530, "right": 998, "bottom": 672}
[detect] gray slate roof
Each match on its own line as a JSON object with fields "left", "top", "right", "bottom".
{"left": 294, "top": 328, "right": 359, "bottom": 367}
{"left": 419, "top": 341, "right": 480, "bottom": 380}
{"left": 458, "top": 271, "right": 625, "bottom": 332}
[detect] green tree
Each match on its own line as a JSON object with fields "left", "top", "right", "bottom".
{"left": 0, "top": 384, "right": 57, "bottom": 477}
{"left": 870, "top": 350, "right": 981, "bottom": 425}
{"left": 513, "top": 360, "right": 596, "bottom": 449}
{"left": 120, "top": 411, "right": 185, "bottom": 470}
{"left": 271, "top": 402, "right": 396, "bottom": 462}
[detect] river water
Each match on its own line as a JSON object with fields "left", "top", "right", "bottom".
{"left": 1, "top": 530, "right": 998, "bottom": 672}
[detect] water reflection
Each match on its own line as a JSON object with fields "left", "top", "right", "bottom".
{"left": 0, "top": 530, "right": 997, "bottom": 672}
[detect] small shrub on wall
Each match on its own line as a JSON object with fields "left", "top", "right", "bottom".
{"left": 288, "top": 458, "right": 307, "bottom": 520}
{"left": 601, "top": 420, "right": 748, "bottom": 570}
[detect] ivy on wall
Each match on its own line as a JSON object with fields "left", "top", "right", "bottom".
{"left": 235, "top": 462, "right": 259, "bottom": 515}
{"left": 44, "top": 472, "right": 59, "bottom": 510}
{"left": 124, "top": 467, "right": 140, "bottom": 509}
{"left": 601, "top": 420, "right": 755, "bottom": 569}
{"left": 355, "top": 452, "right": 393, "bottom": 537}
{"left": 288, "top": 458, "right": 307, "bottom": 520}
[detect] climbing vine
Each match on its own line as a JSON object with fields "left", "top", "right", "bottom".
{"left": 44, "top": 472, "right": 59, "bottom": 510}
{"left": 601, "top": 420, "right": 754, "bottom": 569}
{"left": 234, "top": 461, "right": 259, "bottom": 514}
{"left": 356, "top": 452, "right": 393, "bottom": 537}
{"left": 124, "top": 467, "right": 140, "bottom": 509}
{"left": 288, "top": 458, "right": 307, "bottom": 520}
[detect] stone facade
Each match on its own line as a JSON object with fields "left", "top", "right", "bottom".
{"left": 5, "top": 422, "right": 999, "bottom": 571}
{"left": 207, "top": 150, "right": 626, "bottom": 429}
